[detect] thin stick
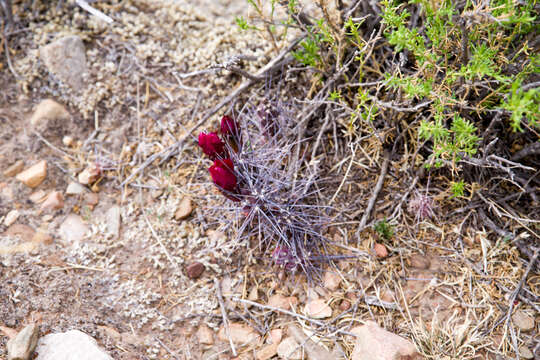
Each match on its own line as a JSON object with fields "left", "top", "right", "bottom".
{"left": 31, "top": 130, "right": 77, "bottom": 160}
{"left": 75, "top": 0, "right": 113, "bottom": 23}
{"left": 2, "top": 24, "right": 21, "bottom": 79}
{"left": 215, "top": 278, "right": 237, "bottom": 357}
{"left": 358, "top": 150, "right": 390, "bottom": 229}
{"left": 503, "top": 249, "right": 538, "bottom": 359}
{"left": 232, "top": 297, "right": 359, "bottom": 337}
{"left": 329, "top": 143, "right": 356, "bottom": 205}
{"left": 154, "top": 337, "right": 181, "bottom": 360}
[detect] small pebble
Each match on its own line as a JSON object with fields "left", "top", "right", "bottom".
{"left": 78, "top": 164, "right": 101, "bottom": 185}
{"left": 29, "top": 99, "right": 69, "bottom": 127}
{"left": 16, "top": 160, "right": 47, "bottom": 188}
{"left": 174, "top": 197, "right": 193, "bottom": 220}
{"left": 186, "top": 262, "right": 205, "bottom": 279}
{"left": 40, "top": 191, "right": 64, "bottom": 211}
{"left": 276, "top": 337, "right": 302, "bottom": 360}
{"left": 4, "top": 210, "right": 19, "bottom": 227}
{"left": 62, "top": 136, "right": 74, "bottom": 147}
{"left": 66, "top": 182, "right": 86, "bottom": 195}
{"left": 196, "top": 325, "right": 214, "bottom": 345}
{"left": 323, "top": 271, "right": 341, "bottom": 291}
{"left": 83, "top": 193, "right": 99, "bottom": 206}
{"left": 374, "top": 243, "right": 388, "bottom": 258}
{"left": 519, "top": 345, "right": 534, "bottom": 359}
{"left": 339, "top": 299, "right": 351, "bottom": 311}
{"left": 410, "top": 254, "right": 430, "bottom": 269}
{"left": 29, "top": 190, "right": 47, "bottom": 203}
{"left": 305, "top": 299, "right": 332, "bottom": 319}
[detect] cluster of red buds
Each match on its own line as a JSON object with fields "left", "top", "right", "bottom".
{"left": 198, "top": 116, "right": 242, "bottom": 201}
{"left": 197, "top": 104, "right": 332, "bottom": 279}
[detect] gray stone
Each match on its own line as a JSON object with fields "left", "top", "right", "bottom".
{"left": 7, "top": 324, "right": 38, "bottom": 360}
{"left": 65, "top": 182, "right": 87, "bottom": 195}
{"left": 36, "top": 330, "right": 112, "bottom": 360}
{"left": 39, "top": 36, "right": 88, "bottom": 90}
{"left": 106, "top": 206, "right": 121, "bottom": 238}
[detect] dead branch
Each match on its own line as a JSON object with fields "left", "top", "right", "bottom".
{"left": 215, "top": 278, "right": 237, "bottom": 357}
{"left": 358, "top": 150, "right": 391, "bottom": 229}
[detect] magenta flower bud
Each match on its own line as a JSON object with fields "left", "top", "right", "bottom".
{"left": 198, "top": 132, "right": 226, "bottom": 159}
{"left": 220, "top": 115, "right": 239, "bottom": 137}
{"left": 209, "top": 158, "right": 237, "bottom": 192}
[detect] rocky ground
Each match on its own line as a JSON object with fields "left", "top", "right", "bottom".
{"left": 0, "top": 1, "right": 538, "bottom": 360}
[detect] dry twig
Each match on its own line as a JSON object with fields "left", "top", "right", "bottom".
{"left": 215, "top": 278, "right": 237, "bottom": 357}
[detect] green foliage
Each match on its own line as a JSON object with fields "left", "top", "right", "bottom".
{"left": 385, "top": 74, "right": 433, "bottom": 99}
{"left": 235, "top": 16, "right": 258, "bottom": 31}
{"left": 501, "top": 80, "right": 540, "bottom": 132}
{"left": 329, "top": 90, "right": 341, "bottom": 101}
{"left": 450, "top": 180, "right": 466, "bottom": 198}
{"left": 292, "top": 33, "right": 322, "bottom": 67}
{"left": 419, "top": 114, "right": 480, "bottom": 165}
{"left": 377, "top": 0, "right": 537, "bottom": 175}
{"left": 374, "top": 218, "right": 394, "bottom": 240}
{"left": 450, "top": 44, "right": 507, "bottom": 82}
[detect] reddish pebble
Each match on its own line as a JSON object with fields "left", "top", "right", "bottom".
{"left": 186, "top": 262, "right": 205, "bottom": 279}
{"left": 374, "top": 243, "right": 388, "bottom": 258}
{"left": 339, "top": 299, "right": 351, "bottom": 311}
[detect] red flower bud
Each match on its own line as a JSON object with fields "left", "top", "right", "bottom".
{"left": 198, "top": 132, "right": 226, "bottom": 159}
{"left": 220, "top": 115, "right": 239, "bottom": 137}
{"left": 209, "top": 159, "right": 237, "bottom": 192}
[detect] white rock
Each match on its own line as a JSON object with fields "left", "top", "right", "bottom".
{"left": 16, "top": 161, "right": 47, "bottom": 188}
{"left": 39, "top": 36, "right": 88, "bottom": 91}
{"left": 40, "top": 191, "right": 64, "bottom": 211}
{"left": 106, "top": 206, "right": 121, "bottom": 238}
{"left": 78, "top": 164, "right": 101, "bottom": 185}
{"left": 29, "top": 190, "right": 47, "bottom": 203}
{"left": 4, "top": 210, "right": 19, "bottom": 227}
{"left": 323, "top": 271, "right": 341, "bottom": 291}
{"left": 35, "top": 330, "right": 112, "bottom": 360}
{"left": 65, "top": 182, "right": 86, "bottom": 195}
{"left": 62, "top": 136, "right": 74, "bottom": 147}
{"left": 350, "top": 321, "right": 419, "bottom": 360}
{"left": 7, "top": 323, "right": 38, "bottom": 360}
{"left": 277, "top": 337, "right": 303, "bottom": 360}
{"left": 59, "top": 214, "right": 88, "bottom": 243}
{"left": 29, "top": 99, "right": 69, "bottom": 127}
{"left": 304, "top": 299, "right": 332, "bottom": 319}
